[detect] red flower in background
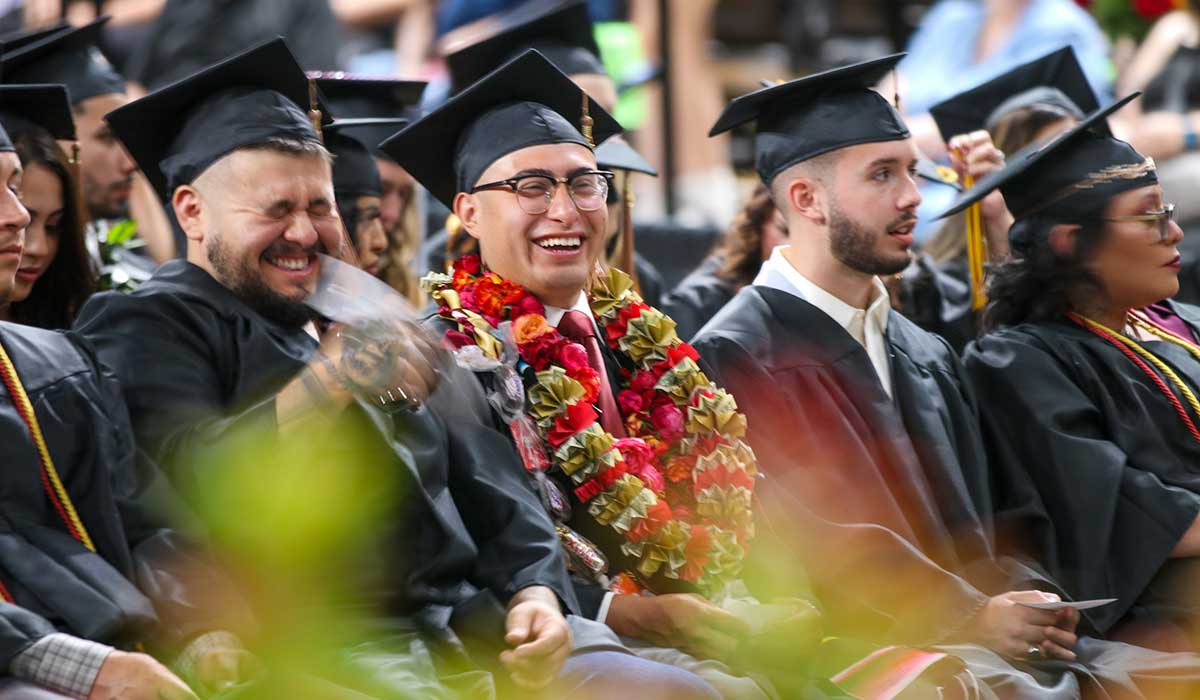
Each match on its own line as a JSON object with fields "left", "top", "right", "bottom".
{"left": 520, "top": 332, "right": 569, "bottom": 371}
{"left": 650, "top": 404, "right": 686, "bottom": 441}
{"left": 617, "top": 389, "right": 644, "bottom": 416}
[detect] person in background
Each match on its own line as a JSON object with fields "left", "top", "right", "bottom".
{"left": 900, "top": 46, "right": 1091, "bottom": 350}
{"left": 660, "top": 184, "right": 786, "bottom": 341}
{"left": 325, "top": 119, "right": 405, "bottom": 279}
{"left": 313, "top": 74, "right": 428, "bottom": 303}
{"left": 0, "top": 19, "right": 176, "bottom": 270}
{"left": 0, "top": 85, "right": 95, "bottom": 328}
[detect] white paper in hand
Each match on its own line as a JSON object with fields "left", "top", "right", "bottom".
{"left": 1017, "top": 598, "right": 1117, "bottom": 611}
{"left": 306, "top": 254, "right": 420, "bottom": 325}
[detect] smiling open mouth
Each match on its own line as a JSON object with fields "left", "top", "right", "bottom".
{"left": 535, "top": 236, "right": 583, "bottom": 252}
{"left": 265, "top": 253, "right": 314, "bottom": 271}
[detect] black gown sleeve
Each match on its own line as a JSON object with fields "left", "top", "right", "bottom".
{"left": 695, "top": 333, "right": 990, "bottom": 645}
{"left": 74, "top": 293, "right": 279, "bottom": 494}
{"left": 963, "top": 333, "right": 1200, "bottom": 632}
{"left": 425, "top": 366, "right": 578, "bottom": 614}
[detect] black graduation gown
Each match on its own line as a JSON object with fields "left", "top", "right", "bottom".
{"left": 72, "top": 260, "right": 576, "bottom": 643}
{"left": 962, "top": 302, "right": 1200, "bottom": 635}
{"left": 659, "top": 256, "right": 739, "bottom": 343}
{"left": 0, "top": 322, "right": 240, "bottom": 671}
{"left": 691, "top": 286, "right": 1033, "bottom": 646}
{"left": 897, "top": 254, "right": 978, "bottom": 353}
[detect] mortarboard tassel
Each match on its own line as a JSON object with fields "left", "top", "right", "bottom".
{"left": 580, "top": 92, "right": 594, "bottom": 149}
{"left": 962, "top": 169, "right": 988, "bottom": 310}
{"left": 307, "top": 78, "right": 324, "bottom": 141}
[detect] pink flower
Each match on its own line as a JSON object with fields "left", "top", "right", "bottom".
{"left": 615, "top": 437, "right": 654, "bottom": 471}
{"left": 650, "top": 404, "right": 685, "bottom": 441}
{"left": 514, "top": 294, "right": 546, "bottom": 319}
{"left": 630, "top": 370, "right": 657, "bottom": 394}
{"left": 560, "top": 343, "right": 590, "bottom": 374}
{"left": 617, "top": 389, "right": 644, "bottom": 416}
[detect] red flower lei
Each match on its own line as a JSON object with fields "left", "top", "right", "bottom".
{"left": 425, "top": 256, "right": 757, "bottom": 595}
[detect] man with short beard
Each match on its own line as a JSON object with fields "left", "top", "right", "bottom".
{"left": 695, "top": 54, "right": 1200, "bottom": 698}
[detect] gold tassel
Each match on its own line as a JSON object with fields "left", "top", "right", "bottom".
{"left": 308, "top": 78, "right": 324, "bottom": 141}
{"left": 580, "top": 92, "right": 594, "bottom": 149}
{"left": 963, "top": 172, "right": 988, "bottom": 310}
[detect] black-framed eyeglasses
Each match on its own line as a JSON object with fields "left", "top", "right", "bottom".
{"left": 1097, "top": 203, "right": 1177, "bottom": 242}
{"left": 470, "top": 170, "right": 615, "bottom": 215}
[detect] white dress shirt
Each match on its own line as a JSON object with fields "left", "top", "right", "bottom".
{"left": 753, "top": 246, "right": 894, "bottom": 397}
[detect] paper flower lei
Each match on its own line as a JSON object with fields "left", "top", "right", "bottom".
{"left": 423, "top": 255, "right": 757, "bottom": 595}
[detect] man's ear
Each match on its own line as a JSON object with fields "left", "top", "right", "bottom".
{"left": 1047, "top": 223, "right": 1081, "bottom": 258}
{"left": 453, "top": 192, "right": 483, "bottom": 242}
{"left": 785, "top": 177, "right": 826, "bottom": 225}
{"left": 172, "top": 185, "right": 206, "bottom": 244}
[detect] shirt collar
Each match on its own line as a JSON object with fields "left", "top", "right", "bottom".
{"left": 543, "top": 290, "right": 594, "bottom": 329}
{"left": 754, "top": 246, "right": 891, "bottom": 334}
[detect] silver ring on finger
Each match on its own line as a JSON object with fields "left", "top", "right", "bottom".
{"left": 1026, "top": 645, "right": 1043, "bottom": 661}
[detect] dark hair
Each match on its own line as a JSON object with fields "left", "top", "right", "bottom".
{"left": 10, "top": 129, "right": 96, "bottom": 329}
{"left": 337, "top": 194, "right": 362, "bottom": 245}
{"left": 981, "top": 216, "right": 1107, "bottom": 331}
{"left": 712, "top": 183, "right": 780, "bottom": 288}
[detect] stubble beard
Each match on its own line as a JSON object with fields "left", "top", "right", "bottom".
{"left": 827, "top": 200, "right": 913, "bottom": 277}
{"left": 206, "top": 231, "right": 315, "bottom": 329}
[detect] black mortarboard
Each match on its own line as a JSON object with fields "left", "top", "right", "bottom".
{"left": 596, "top": 134, "right": 656, "bottom": 176}
{"left": 445, "top": 0, "right": 604, "bottom": 94}
{"left": 0, "top": 18, "right": 125, "bottom": 104}
{"left": 929, "top": 46, "right": 1097, "bottom": 142}
{"left": 380, "top": 49, "right": 621, "bottom": 210}
{"left": 938, "top": 94, "right": 1155, "bottom": 239}
{"left": 0, "top": 84, "right": 76, "bottom": 144}
{"left": 311, "top": 74, "right": 426, "bottom": 156}
{"left": 327, "top": 119, "right": 406, "bottom": 198}
{"left": 709, "top": 53, "right": 909, "bottom": 186}
{"left": 106, "top": 38, "right": 330, "bottom": 198}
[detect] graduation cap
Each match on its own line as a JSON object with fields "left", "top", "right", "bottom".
{"left": 327, "top": 119, "right": 408, "bottom": 199}
{"left": 709, "top": 53, "right": 909, "bottom": 186}
{"left": 929, "top": 46, "right": 1098, "bottom": 142}
{"left": 311, "top": 74, "right": 426, "bottom": 156}
{"left": 445, "top": 0, "right": 605, "bottom": 94}
{"left": 915, "top": 158, "right": 961, "bottom": 192}
{"left": 595, "top": 134, "right": 656, "bottom": 176}
{"left": 938, "top": 93, "right": 1155, "bottom": 237}
{"left": 0, "top": 84, "right": 77, "bottom": 146}
{"left": 0, "top": 18, "right": 125, "bottom": 104}
{"left": 380, "top": 49, "right": 621, "bottom": 210}
{"left": 106, "top": 37, "right": 331, "bottom": 198}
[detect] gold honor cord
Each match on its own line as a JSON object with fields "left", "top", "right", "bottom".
{"left": 962, "top": 172, "right": 988, "bottom": 311}
{"left": 1072, "top": 313, "right": 1200, "bottom": 445}
{"left": 0, "top": 342, "right": 96, "bottom": 552}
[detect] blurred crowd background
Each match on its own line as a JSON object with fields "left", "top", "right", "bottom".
{"left": 3, "top": 0, "right": 1197, "bottom": 293}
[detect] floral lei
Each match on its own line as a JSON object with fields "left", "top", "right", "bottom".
{"left": 422, "top": 255, "right": 757, "bottom": 595}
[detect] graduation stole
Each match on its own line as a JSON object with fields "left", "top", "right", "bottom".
{"left": 423, "top": 255, "right": 756, "bottom": 596}
{"left": 1069, "top": 311, "right": 1200, "bottom": 445}
{"left": 0, "top": 341, "right": 97, "bottom": 568}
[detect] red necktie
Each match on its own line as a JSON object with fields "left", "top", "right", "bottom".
{"left": 557, "top": 310, "right": 626, "bottom": 437}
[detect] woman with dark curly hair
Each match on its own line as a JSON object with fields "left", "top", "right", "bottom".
{"left": 956, "top": 95, "right": 1200, "bottom": 649}
{"left": 0, "top": 127, "right": 96, "bottom": 329}
{"left": 660, "top": 183, "right": 788, "bottom": 340}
